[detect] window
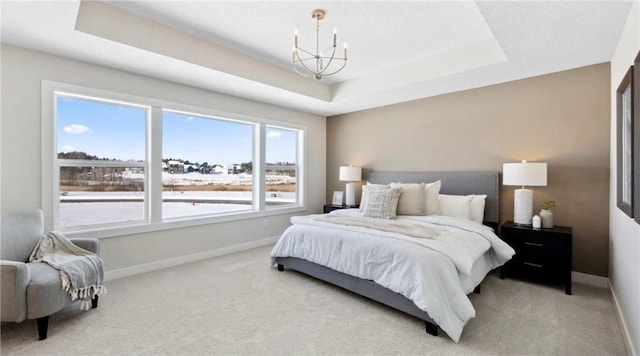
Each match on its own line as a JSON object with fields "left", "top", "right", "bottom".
{"left": 265, "top": 126, "right": 300, "bottom": 209}
{"left": 162, "top": 111, "right": 254, "bottom": 219}
{"left": 56, "top": 95, "right": 148, "bottom": 228}
{"left": 45, "top": 82, "right": 305, "bottom": 234}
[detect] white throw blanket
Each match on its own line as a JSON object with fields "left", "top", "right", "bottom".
{"left": 292, "top": 214, "right": 492, "bottom": 276}
{"left": 314, "top": 215, "right": 445, "bottom": 239}
{"left": 29, "top": 232, "right": 106, "bottom": 310}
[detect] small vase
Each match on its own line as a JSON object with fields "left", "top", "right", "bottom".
{"left": 540, "top": 209, "right": 554, "bottom": 228}
{"left": 532, "top": 215, "right": 541, "bottom": 229}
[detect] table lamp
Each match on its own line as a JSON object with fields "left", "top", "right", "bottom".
{"left": 339, "top": 165, "right": 362, "bottom": 207}
{"left": 503, "top": 161, "right": 547, "bottom": 225}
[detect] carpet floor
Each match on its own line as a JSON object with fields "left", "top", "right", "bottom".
{"left": 0, "top": 245, "right": 627, "bottom": 355}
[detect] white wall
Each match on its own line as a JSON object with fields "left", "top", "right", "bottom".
{"left": 610, "top": 2, "right": 640, "bottom": 355}
{"left": 0, "top": 45, "right": 326, "bottom": 275}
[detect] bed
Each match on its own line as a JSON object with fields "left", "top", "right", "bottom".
{"left": 270, "top": 171, "right": 514, "bottom": 342}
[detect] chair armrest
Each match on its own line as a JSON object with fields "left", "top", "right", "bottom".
{"left": 1, "top": 260, "right": 29, "bottom": 322}
{"left": 70, "top": 238, "right": 100, "bottom": 255}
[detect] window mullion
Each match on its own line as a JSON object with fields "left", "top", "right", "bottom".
{"left": 254, "top": 124, "right": 266, "bottom": 211}
{"left": 298, "top": 130, "right": 306, "bottom": 207}
{"left": 149, "top": 106, "right": 163, "bottom": 223}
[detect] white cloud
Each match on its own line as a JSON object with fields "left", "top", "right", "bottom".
{"left": 266, "top": 131, "right": 281, "bottom": 139}
{"left": 63, "top": 124, "right": 92, "bottom": 134}
{"left": 61, "top": 145, "right": 75, "bottom": 152}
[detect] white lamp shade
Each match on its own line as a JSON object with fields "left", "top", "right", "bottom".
{"left": 503, "top": 162, "right": 547, "bottom": 187}
{"left": 339, "top": 166, "right": 362, "bottom": 182}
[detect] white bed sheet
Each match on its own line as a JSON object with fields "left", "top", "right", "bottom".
{"left": 270, "top": 210, "right": 514, "bottom": 342}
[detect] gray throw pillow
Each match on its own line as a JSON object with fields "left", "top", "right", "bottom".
{"left": 362, "top": 188, "right": 401, "bottom": 219}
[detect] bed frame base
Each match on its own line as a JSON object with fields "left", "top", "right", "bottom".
{"left": 276, "top": 259, "right": 439, "bottom": 337}
{"left": 425, "top": 321, "right": 438, "bottom": 336}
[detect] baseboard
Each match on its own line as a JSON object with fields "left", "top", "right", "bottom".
{"left": 571, "top": 271, "right": 609, "bottom": 288}
{"left": 104, "top": 235, "right": 280, "bottom": 281}
{"left": 610, "top": 281, "right": 637, "bottom": 356}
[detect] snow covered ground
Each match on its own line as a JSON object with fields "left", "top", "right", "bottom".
{"left": 59, "top": 202, "right": 252, "bottom": 227}
{"left": 59, "top": 191, "right": 296, "bottom": 227}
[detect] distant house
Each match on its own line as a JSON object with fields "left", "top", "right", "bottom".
{"left": 199, "top": 165, "right": 211, "bottom": 174}
{"left": 162, "top": 162, "right": 168, "bottom": 171}
{"left": 212, "top": 164, "right": 228, "bottom": 175}
{"left": 185, "top": 165, "right": 197, "bottom": 173}
{"left": 167, "top": 160, "right": 184, "bottom": 174}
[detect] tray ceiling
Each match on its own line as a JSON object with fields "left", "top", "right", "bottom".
{"left": 0, "top": 1, "right": 632, "bottom": 116}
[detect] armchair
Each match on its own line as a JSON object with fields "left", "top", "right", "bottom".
{"left": 1, "top": 209, "right": 100, "bottom": 340}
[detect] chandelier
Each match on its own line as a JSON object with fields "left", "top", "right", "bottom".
{"left": 292, "top": 9, "right": 347, "bottom": 80}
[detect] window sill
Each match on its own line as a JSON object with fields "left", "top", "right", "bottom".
{"left": 60, "top": 205, "right": 308, "bottom": 240}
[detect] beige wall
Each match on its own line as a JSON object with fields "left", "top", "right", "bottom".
{"left": 609, "top": 1, "right": 640, "bottom": 355}
{"left": 0, "top": 45, "right": 326, "bottom": 274}
{"left": 327, "top": 63, "right": 610, "bottom": 277}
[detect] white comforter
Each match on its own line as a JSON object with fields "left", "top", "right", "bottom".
{"left": 270, "top": 209, "right": 515, "bottom": 342}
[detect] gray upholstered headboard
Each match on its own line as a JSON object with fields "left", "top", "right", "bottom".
{"left": 367, "top": 171, "right": 500, "bottom": 225}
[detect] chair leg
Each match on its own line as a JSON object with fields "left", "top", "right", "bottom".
{"left": 37, "top": 316, "right": 49, "bottom": 340}
{"left": 36, "top": 296, "right": 98, "bottom": 340}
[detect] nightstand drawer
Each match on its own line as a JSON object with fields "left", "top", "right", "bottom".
{"left": 519, "top": 260, "right": 565, "bottom": 282}
{"left": 520, "top": 253, "right": 562, "bottom": 269}
{"left": 521, "top": 236, "right": 565, "bottom": 257}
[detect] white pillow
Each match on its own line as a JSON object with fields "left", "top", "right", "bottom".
{"left": 438, "top": 194, "right": 473, "bottom": 220}
{"left": 425, "top": 180, "right": 441, "bottom": 215}
{"left": 470, "top": 195, "right": 487, "bottom": 224}
{"left": 362, "top": 187, "right": 401, "bottom": 219}
{"left": 359, "top": 183, "right": 390, "bottom": 210}
{"left": 389, "top": 182, "right": 426, "bottom": 215}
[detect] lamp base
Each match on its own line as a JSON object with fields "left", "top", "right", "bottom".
{"left": 345, "top": 182, "right": 357, "bottom": 207}
{"left": 514, "top": 188, "right": 533, "bottom": 225}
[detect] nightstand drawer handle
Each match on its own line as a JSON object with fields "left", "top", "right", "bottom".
{"left": 524, "top": 242, "right": 544, "bottom": 247}
{"left": 524, "top": 262, "right": 543, "bottom": 268}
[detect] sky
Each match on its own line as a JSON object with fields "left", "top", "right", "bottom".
{"left": 56, "top": 96, "right": 298, "bottom": 165}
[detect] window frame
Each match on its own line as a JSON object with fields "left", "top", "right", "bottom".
{"left": 42, "top": 81, "right": 306, "bottom": 239}
{"left": 264, "top": 124, "right": 303, "bottom": 210}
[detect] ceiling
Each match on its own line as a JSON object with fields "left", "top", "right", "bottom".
{"left": 0, "top": 1, "right": 632, "bottom": 117}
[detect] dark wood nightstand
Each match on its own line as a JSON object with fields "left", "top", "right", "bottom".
{"left": 500, "top": 221, "right": 573, "bottom": 295}
{"left": 323, "top": 204, "right": 359, "bottom": 213}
